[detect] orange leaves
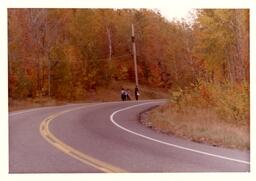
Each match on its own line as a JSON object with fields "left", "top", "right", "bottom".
{"left": 198, "top": 83, "right": 212, "bottom": 105}
{"left": 8, "top": 8, "right": 249, "bottom": 107}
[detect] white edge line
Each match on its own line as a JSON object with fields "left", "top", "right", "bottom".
{"left": 110, "top": 102, "right": 250, "bottom": 165}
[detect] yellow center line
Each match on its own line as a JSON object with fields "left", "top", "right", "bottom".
{"left": 39, "top": 105, "right": 126, "bottom": 173}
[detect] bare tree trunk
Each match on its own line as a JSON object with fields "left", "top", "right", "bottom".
{"left": 233, "top": 10, "right": 245, "bottom": 82}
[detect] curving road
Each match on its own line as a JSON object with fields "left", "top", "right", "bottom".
{"left": 9, "top": 100, "right": 250, "bottom": 173}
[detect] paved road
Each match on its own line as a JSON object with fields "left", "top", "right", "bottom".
{"left": 9, "top": 100, "right": 250, "bottom": 173}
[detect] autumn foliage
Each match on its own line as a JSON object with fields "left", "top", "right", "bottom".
{"left": 8, "top": 9, "right": 249, "bottom": 149}
{"left": 8, "top": 9, "right": 249, "bottom": 116}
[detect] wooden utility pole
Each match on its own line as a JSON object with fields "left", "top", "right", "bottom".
{"left": 45, "top": 10, "right": 51, "bottom": 98}
{"left": 107, "top": 26, "right": 112, "bottom": 61}
{"left": 132, "top": 24, "right": 139, "bottom": 87}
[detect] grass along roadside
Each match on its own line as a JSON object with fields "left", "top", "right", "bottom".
{"left": 139, "top": 81, "right": 250, "bottom": 150}
{"left": 140, "top": 104, "right": 249, "bottom": 150}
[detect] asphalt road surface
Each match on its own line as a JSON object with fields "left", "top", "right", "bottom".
{"left": 9, "top": 100, "right": 250, "bottom": 173}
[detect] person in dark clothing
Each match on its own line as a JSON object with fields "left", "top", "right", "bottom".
{"left": 135, "top": 86, "right": 139, "bottom": 101}
{"left": 121, "top": 88, "right": 125, "bottom": 101}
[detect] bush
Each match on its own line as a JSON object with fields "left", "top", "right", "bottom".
{"left": 170, "top": 80, "right": 249, "bottom": 126}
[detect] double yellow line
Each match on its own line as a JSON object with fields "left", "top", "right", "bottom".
{"left": 39, "top": 106, "right": 126, "bottom": 173}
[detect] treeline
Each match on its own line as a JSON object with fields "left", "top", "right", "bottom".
{"left": 8, "top": 9, "right": 249, "bottom": 100}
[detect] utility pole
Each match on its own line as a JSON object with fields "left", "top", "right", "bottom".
{"left": 132, "top": 24, "right": 139, "bottom": 87}
{"left": 45, "top": 10, "right": 51, "bottom": 98}
{"left": 106, "top": 26, "right": 112, "bottom": 61}
{"left": 106, "top": 26, "right": 112, "bottom": 81}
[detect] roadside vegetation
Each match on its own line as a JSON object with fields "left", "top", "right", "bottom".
{"left": 141, "top": 10, "right": 249, "bottom": 150}
{"left": 143, "top": 81, "right": 249, "bottom": 150}
{"left": 9, "top": 9, "right": 249, "bottom": 149}
{"left": 9, "top": 81, "right": 169, "bottom": 111}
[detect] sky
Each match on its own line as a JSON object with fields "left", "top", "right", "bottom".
{"left": 158, "top": 8, "right": 196, "bottom": 23}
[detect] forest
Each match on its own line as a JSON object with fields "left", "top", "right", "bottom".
{"left": 8, "top": 9, "right": 249, "bottom": 138}
{"left": 8, "top": 9, "right": 249, "bottom": 97}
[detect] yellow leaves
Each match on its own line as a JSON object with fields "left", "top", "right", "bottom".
{"left": 193, "top": 9, "right": 248, "bottom": 73}
{"left": 172, "top": 91, "right": 182, "bottom": 98}
{"left": 171, "top": 80, "right": 249, "bottom": 126}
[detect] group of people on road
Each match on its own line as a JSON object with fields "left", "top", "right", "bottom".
{"left": 121, "top": 86, "right": 140, "bottom": 101}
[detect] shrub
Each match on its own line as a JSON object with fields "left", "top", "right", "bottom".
{"left": 170, "top": 80, "right": 249, "bottom": 126}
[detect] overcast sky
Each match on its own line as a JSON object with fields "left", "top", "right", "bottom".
{"left": 158, "top": 8, "right": 196, "bottom": 22}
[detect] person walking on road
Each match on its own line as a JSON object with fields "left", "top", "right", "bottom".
{"left": 135, "top": 86, "right": 140, "bottom": 101}
{"left": 121, "top": 88, "right": 126, "bottom": 101}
